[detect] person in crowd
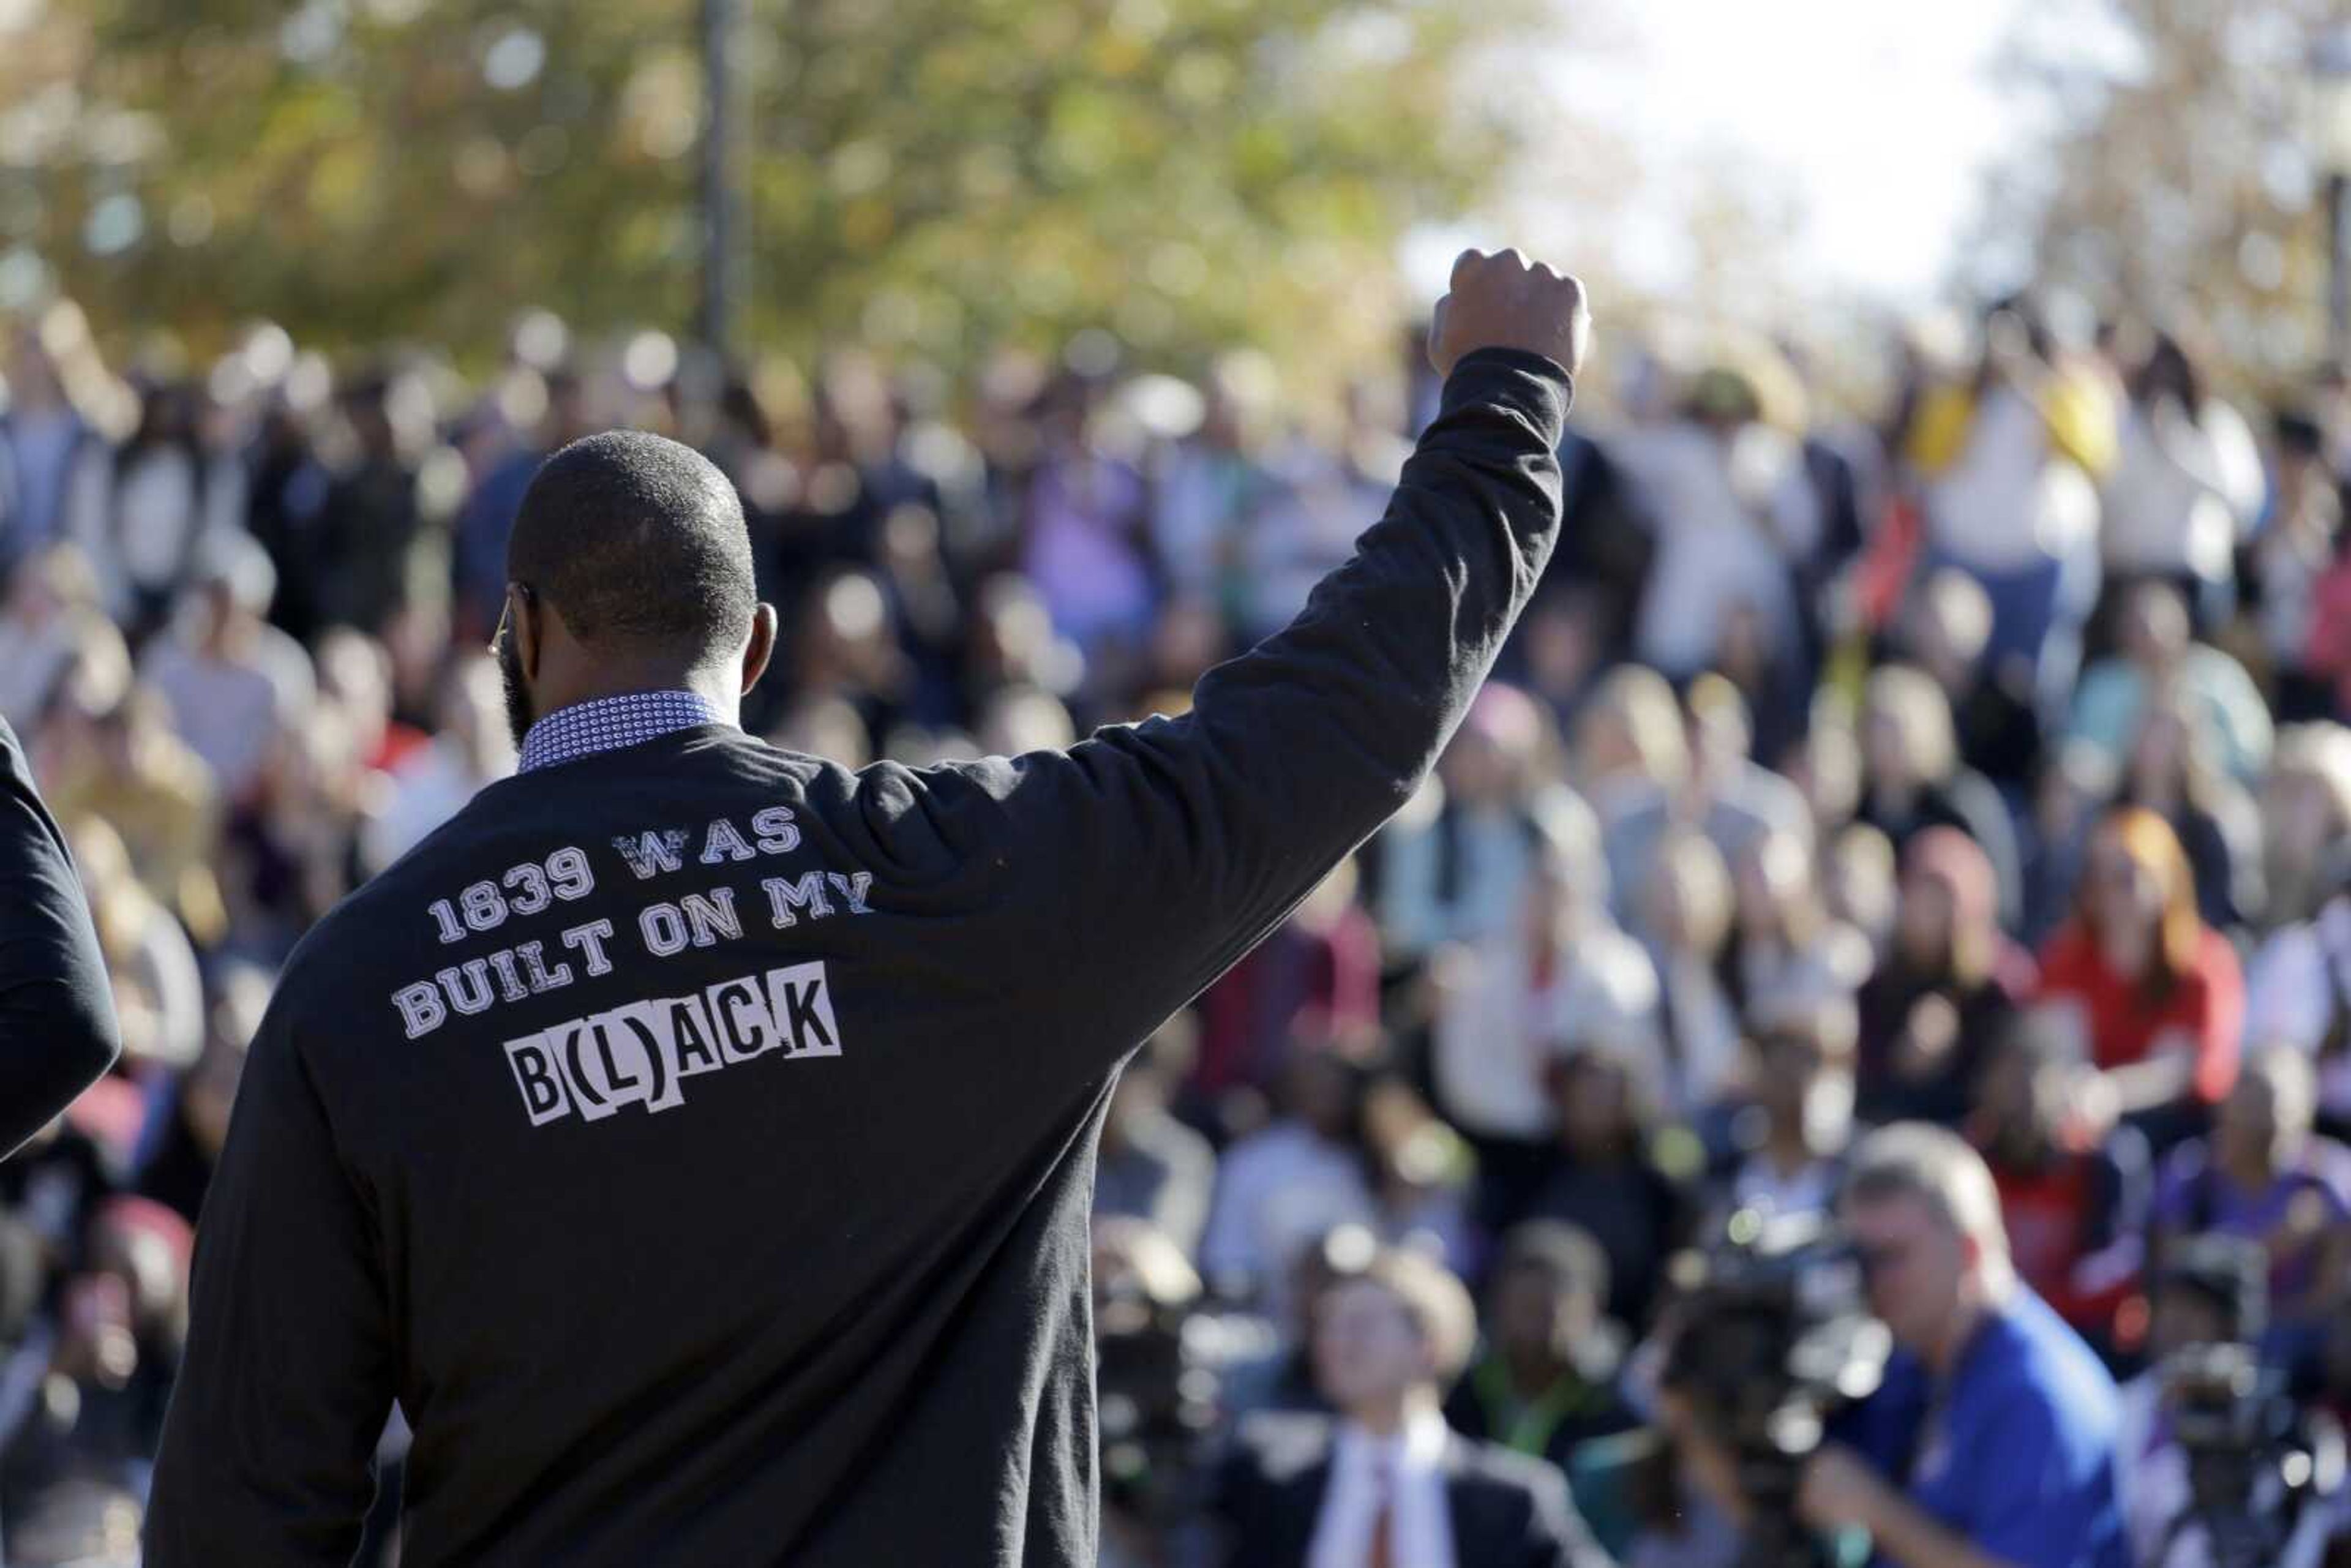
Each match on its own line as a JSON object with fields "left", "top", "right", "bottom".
{"left": 1901, "top": 296, "right": 2113, "bottom": 711}
{"left": 2114, "top": 687, "right": 2262, "bottom": 931}
{"left": 2098, "top": 324, "right": 2264, "bottom": 635}
{"left": 314, "top": 626, "right": 430, "bottom": 777}
{"left": 2035, "top": 806, "right": 2243, "bottom": 1149}
{"left": 2109, "top": 1235, "right": 2282, "bottom": 1568}
{"left": 1613, "top": 358, "right": 1809, "bottom": 685}
{"left": 68, "top": 379, "right": 246, "bottom": 635}
{"left": 1854, "top": 663, "right": 2023, "bottom": 931}
{"left": 0, "top": 312, "right": 103, "bottom": 579}
{"left": 1636, "top": 830, "right": 1745, "bottom": 1117}
{"left": 449, "top": 366, "right": 591, "bottom": 641}
{"left": 2244, "top": 838, "right": 2351, "bottom": 1131}
{"left": 1823, "top": 820, "right": 1900, "bottom": 955}
{"left": 2248, "top": 410, "right": 2343, "bottom": 722}
{"left": 1720, "top": 827, "right": 1870, "bottom": 1024}
{"left": 1858, "top": 826, "right": 2034, "bottom": 1127}
{"left": 1095, "top": 1016, "right": 1218, "bottom": 1259}
{"left": 1377, "top": 681, "right": 1577, "bottom": 964}
{"left": 359, "top": 650, "right": 513, "bottom": 869}
{"left": 1902, "top": 567, "right": 2045, "bottom": 798}
{"left": 1680, "top": 676, "right": 1812, "bottom": 842}
{"left": 1193, "top": 861, "right": 1384, "bottom": 1136}
{"left": 2066, "top": 579, "right": 2272, "bottom": 784}
{"left": 1428, "top": 816, "right": 1657, "bottom": 1231}
{"left": 66, "top": 818, "right": 202, "bottom": 1081}
{"left": 1521, "top": 1038, "right": 1695, "bottom": 1329}
{"left": 218, "top": 704, "right": 373, "bottom": 962}
{"left": 2022, "top": 741, "right": 2119, "bottom": 949}
{"left": 309, "top": 374, "right": 432, "bottom": 638}
{"left": 1019, "top": 369, "right": 1157, "bottom": 685}
{"left": 1214, "top": 1243, "right": 1611, "bottom": 1568}
{"left": 133, "top": 966, "right": 266, "bottom": 1228}
{"left": 2254, "top": 721, "right": 2351, "bottom": 935}
{"left": 2149, "top": 1045, "right": 2351, "bottom": 1365}
{"left": 0, "top": 541, "right": 110, "bottom": 726}
{"left": 1444, "top": 1223, "right": 1640, "bottom": 1550}
{"left": 37, "top": 678, "right": 222, "bottom": 948}
{"left": 1201, "top": 1045, "right": 1384, "bottom": 1311}
{"left": 1769, "top": 1125, "right": 2127, "bottom": 1567}
{"left": 1151, "top": 355, "right": 1273, "bottom": 615}
{"left": 1572, "top": 664, "right": 1690, "bottom": 839}
{"left": 138, "top": 539, "right": 315, "bottom": 809}
{"left": 1709, "top": 994, "right": 1860, "bottom": 1225}
{"left": 1969, "top": 1013, "right": 2148, "bottom": 1352}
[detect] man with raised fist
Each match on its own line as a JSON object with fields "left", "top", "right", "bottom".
{"left": 146, "top": 250, "right": 1589, "bottom": 1567}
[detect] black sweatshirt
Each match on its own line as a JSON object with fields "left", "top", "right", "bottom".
{"left": 143, "top": 350, "right": 1573, "bottom": 1567}
{"left": 0, "top": 716, "right": 121, "bottom": 1158}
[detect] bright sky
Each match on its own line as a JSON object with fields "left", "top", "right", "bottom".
{"left": 1411, "top": 0, "right": 2033, "bottom": 310}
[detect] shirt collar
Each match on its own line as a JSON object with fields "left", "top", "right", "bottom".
{"left": 1335, "top": 1405, "right": 1452, "bottom": 1476}
{"left": 516, "top": 690, "right": 729, "bottom": 775}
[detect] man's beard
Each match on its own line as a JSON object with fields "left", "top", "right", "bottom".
{"left": 495, "top": 625, "right": 536, "bottom": 754}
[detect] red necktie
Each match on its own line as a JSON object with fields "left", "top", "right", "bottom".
{"left": 1367, "top": 1459, "right": 1395, "bottom": 1568}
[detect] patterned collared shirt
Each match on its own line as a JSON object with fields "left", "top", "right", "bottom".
{"left": 516, "top": 691, "right": 728, "bottom": 775}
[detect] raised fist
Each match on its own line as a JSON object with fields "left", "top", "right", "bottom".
{"left": 1427, "top": 248, "right": 1591, "bottom": 381}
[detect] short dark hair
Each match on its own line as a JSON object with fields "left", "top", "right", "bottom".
{"left": 1494, "top": 1220, "right": 1610, "bottom": 1309}
{"left": 507, "top": 430, "right": 755, "bottom": 660}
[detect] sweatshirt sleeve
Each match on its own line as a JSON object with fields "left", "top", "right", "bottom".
{"left": 0, "top": 715, "right": 120, "bottom": 1157}
{"left": 926, "top": 348, "right": 1570, "bottom": 1047}
{"left": 144, "top": 993, "right": 396, "bottom": 1566}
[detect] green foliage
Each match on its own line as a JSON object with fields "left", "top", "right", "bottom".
{"left": 4, "top": 0, "right": 1533, "bottom": 378}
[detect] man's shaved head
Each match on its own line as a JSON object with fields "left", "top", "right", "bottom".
{"left": 507, "top": 430, "right": 756, "bottom": 659}
{"left": 494, "top": 430, "right": 771, "bottom": 749}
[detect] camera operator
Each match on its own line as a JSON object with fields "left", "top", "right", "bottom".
{"left": 2115, "top": 1234, "right": 2345, "bottom": 1568}
{"left": 1674, "top": 1123, "right": 2126, "bottom": 1568}
{"left": 1807, "top": 1123, "right": 2128, "bottom": 1567}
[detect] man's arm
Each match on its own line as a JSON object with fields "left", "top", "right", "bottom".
{"left": 926, "top": 253, "right": 1586, "bottom": 1052}
{"left": 0, "top": 715, "right": 119, "bottom": 1156}
{"left": 144, "top": 992, "right": 396, "bottom": 1566}
{"left": 1802, "top": 1388, "right": 2101, "bottom": 1568}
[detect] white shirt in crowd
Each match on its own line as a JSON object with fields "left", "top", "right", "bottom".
{"left": 1923, "top": 387, "right": 2102, "bottom": 573}
{"left": 1611, "top": 421, "right": 1806, "bottom": 679}
{"left": 2101, "top": 398, "right": 2264, "bottom": 584}
{"left": 68, "top": 444, "right": 246, "bottom": 618}
{"left": 1199, "top": 1122, "right": 1375, "bottom": 1310}
{"left": 1430, "top": 925, "right": 1657, "bottom": 1141}
{"left": 1308, "top": 1405, "right": 1457, "bottom": 1568}
{"left": 2245, "top": 898, "right": 2351, "bottom": 1120}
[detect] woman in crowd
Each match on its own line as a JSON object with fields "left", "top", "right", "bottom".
{"left": 2114, "top": 686, "right": 2261, "bottom": 932}
{"left": 1720, "top": 827, "right": 1871, "bottom": 1024}
{"left": 2097, "top": 324, "right": 2263, "bottom": 636}
{"left": 1855, "top": 827, "right": 2035, "bottom": 1128}
{"left": 1854, "top": 663, "right": 2023, "bottom": 930}
{"left": 2035, "top": 806, "right": 2243, "bottom": 1150}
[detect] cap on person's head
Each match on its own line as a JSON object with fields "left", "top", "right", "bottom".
{"left": 506, "top": 429, "right": 757, "bottom": 666}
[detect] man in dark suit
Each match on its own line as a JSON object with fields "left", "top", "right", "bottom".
{"left": 1215, "top": 1244, "right": 1613, "bottom": 1568}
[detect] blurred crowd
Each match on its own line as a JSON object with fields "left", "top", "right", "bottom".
{"left": 7, "top": 285, "right": 2351, "bottom": 1566}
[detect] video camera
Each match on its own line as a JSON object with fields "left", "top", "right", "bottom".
{"left": 2152, "top": 1340, "right": 2345, "bottom": 1568}
{"left": 1659, "top": 1209, "right": 1892, "bottom": 1568}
